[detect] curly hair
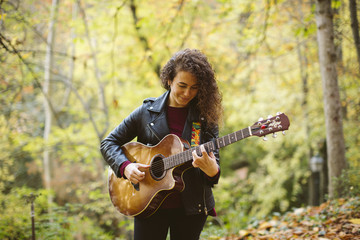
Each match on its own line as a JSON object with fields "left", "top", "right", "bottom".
{"left": 160, "top": 49, "right": 223, "bottom": 127}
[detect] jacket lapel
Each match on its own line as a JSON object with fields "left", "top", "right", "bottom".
{"left": 146, "top": 91, "right": 170, "bottom": 141}
{"left": 182, "top": 100, "right": 200, "bottom": 144}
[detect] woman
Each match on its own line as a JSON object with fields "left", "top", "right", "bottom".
{"left": 100, "top": 48, "right": 223, "bottom": 240}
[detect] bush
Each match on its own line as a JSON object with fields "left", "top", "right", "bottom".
{"left": 0, "top": 187, "right": 116, "bottom": 240}
{"left": 333, "top": 167, "right": 360, "bottom": 199}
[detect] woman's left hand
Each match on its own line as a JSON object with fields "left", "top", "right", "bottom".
{"left": 192, "top": 145, "right": 219, "bottom": 177}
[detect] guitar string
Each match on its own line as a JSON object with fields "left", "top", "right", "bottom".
{"left": 146, "top": 122, "right": 286, "bottom": 173}
{"left": 149, "top": 131, "right": 245, "bottom": 173}
{"left": 149, "top": 130, "right": 250, "bottom": 173}
{"left": 149, "top": 132, "right": 240, "bottom": 173}
{"left": 149, "top": 145, "right": 206, "bottom": 173}
{"left": 149, "top": 142, "right": 215, "bottom": 173}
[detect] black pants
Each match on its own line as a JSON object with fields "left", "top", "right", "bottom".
{"left": 134, "top": 208, "right": 208, "bottom": 240}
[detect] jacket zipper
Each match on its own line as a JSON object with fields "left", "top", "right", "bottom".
{"left": 202, "top": 174, "right": 208, "bottom": 215}
{"left": 147, "top": 123, "right": 161, "bottom": 142}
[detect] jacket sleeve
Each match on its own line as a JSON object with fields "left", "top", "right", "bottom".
{"left": 202, "top": 124, "right": 221, "bottom": 186}
{"left": 100, "top": 105, "right": 143, "bottom": 177}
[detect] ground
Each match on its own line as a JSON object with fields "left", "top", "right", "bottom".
{"left": 222, "top": 197, "right": 360, "bottom": 240}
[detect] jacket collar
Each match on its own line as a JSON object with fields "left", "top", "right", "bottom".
{"left": 148, "top": 91, "right": 200, "bottom": 121}
{"left": 147, "top": 91, "right": 169, "bottom": 113}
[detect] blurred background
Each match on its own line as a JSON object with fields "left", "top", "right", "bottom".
{"left": 0, "top": 0, "right": 359, "bottom": 239}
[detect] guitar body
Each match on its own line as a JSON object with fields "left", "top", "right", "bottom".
{"left": 108, "top": 134, "right": 190, "bottom": 218}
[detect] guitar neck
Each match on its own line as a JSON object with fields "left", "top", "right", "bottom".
{"left": 163, "top": 126, "right": 253, "bottom": 170}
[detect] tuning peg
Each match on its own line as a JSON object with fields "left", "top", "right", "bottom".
{"left": 276, "top": 112, "right": 282, "bottom": 115}
{"left": 267, "top": 115, "right": 273, "bottom": 119}
{"left": 258, "top": 117, "right": 264, "bottom": 121}
{"left": 282, "top": 131, "right": 286, "bottom": 136}
{"left": 272, "top": 133, "right": 277, "bottom": 138}
{"left": 263, "top": 136, "right": 268, "bottom": 141}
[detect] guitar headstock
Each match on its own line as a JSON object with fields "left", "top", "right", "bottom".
{"left": 251, "top": 113, "right": 290, "bottom": 140}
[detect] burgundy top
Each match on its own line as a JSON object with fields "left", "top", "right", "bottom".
{"left": 166, "top": 106, "right": 189, "bottom": 138}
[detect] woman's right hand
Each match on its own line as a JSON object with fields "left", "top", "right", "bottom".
{"left": 124, "top": 163, "right": 150, "bottom": 184}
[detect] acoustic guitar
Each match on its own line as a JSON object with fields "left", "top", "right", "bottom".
{"left": 108, "top": 113, "right": 290, "bottom": 218}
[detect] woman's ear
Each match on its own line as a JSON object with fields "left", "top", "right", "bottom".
{"left": 167, "top": 80, "right": 172, "bottom": 89}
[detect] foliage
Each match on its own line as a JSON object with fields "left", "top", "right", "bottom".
{"left": 0, "top": 0, "right": 359, "bottom": 238}
{"left": 332, "top": 167, "right": 360, "bottom": 199}
{"left": 0, "top": 187, "right": 131, "bottom": 239}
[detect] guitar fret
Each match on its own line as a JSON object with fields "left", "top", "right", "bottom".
{"left": 180, "top": 153, "right": 184, "bottom": 164}
{"left": 218, "top": 138, "right": 224, "bottom": 148}
{"left": 222, "top": 135, "right": 229, "bottom": 147}
{"left": 169, "top": 156, "right": 173, "bottom": 168}
{"left": 197, "top": 146, "right": 201, "bottom": 156}
{"left": 244, "top": 128, "right": 250, "bottom": 138}
{"left": 209, "top": 142, "right": 214, "bottom": 151}
{"left": 235, "top": 131, "right": 241, "bottom": 141}
{"left": 248, "top": 126, "right": 252, "bottom": 136}
{"left": 205, "top": 142, "right": 211, "bottom": 152}
{"left": 165, "top": 158, "right": 168, "bottom": 169}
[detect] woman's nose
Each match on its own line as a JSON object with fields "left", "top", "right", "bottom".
{"left": 184, "top": 88, "right": 191, "bottom": 96}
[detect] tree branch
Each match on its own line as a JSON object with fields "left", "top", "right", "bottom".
{"left": 129, "top": 0, "right": 161, "bottom": 77}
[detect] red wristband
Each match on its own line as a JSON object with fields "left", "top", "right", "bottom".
{"left": 119, "top": 160, "right": 132, "bottom": 178}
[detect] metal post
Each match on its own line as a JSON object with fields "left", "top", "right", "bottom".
{"left": 313, "top": 171, "right": 320, "bottom": 206}
{"left": 31, "top": 197, "right": 35, "bottom": 240}
{"left": 24, "top": 193, "right": 40, "bottom": 240}
{"left": 310, "top": 155, "right": 324, "bottom": 206}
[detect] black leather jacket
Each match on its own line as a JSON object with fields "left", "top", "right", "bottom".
{"left": 100, "top": 91, "right": 220, "bottom": 215}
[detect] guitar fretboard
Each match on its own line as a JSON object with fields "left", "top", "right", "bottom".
{"left": 163, "top": 127, "right": 252, "bottom": 170}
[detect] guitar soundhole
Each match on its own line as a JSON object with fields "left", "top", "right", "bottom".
{"left": 150, "top": 154, "right": 166, "bottom": 180}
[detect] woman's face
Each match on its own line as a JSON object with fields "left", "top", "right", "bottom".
{"left": 168, "top": 71, "right": 199, "bottom": 108}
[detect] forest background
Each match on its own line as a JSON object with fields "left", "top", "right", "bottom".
{"left": 0, "top": 0, "right": 359, "bottom": 239}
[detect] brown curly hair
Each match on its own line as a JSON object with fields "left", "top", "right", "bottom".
{"left": 160, "top": 49, "right": 223, "bottom": 127}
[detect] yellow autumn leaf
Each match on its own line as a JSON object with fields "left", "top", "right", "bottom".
{"left": 259, "top": 221, "right": 272, "bottom": 230}
{"left": 238, "top": 230, "right": 250, "bottom": 237}
{"left": 349, "top": 218, "right": 360, "bottom": 225}
{"left": 22, "top": 52, "right": 31, "bottom": 59}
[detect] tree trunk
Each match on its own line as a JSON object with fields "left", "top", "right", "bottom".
{"left": 77, "top": 0, "right": 109, "bottom": 145}
{"left": 315, "top": 0, "right": 347, "bottom": 198}
{"left": 43, "top": 0, "right": 59, "bottom": 209}
{"left": 59, "top": 2, "right": 77, "bottom": 110}
{"left": 349, "top": 0, "right": 360, "bottom": 69}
